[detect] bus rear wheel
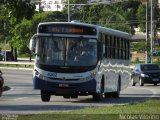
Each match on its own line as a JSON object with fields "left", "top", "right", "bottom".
{"left": 41, "top": 90, "right": 51, "bottom": 102}
{"left": 111, "top": 80, "right": 120, "bottom": 98}
{"left": 112, "top": 87, "right": 120, "bottom": 98}
{"left": 63, "top": 95, "right": 70, "bottom": 99}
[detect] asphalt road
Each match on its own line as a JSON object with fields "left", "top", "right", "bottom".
{"left": 0, "top": 68, "right": 160, "bottom": 114}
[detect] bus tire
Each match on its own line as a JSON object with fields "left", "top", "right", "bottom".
{"left": 63, "top": 95, "right": 70, "bottom": 99}
{"left": 104, "top": 92, "right": 112, "bottom": 98}
{"left": 71, "top": 95, "right": 78, "bottom": 99}
{"left": 41, "top": 90, "right": 51, "bottom": 102}
{"left": 154, "top": 83, "right": 157, "bottom": 86}
{"left": 93, "top": 92, "right": 103, "bottom": 101}
{"left": 93, "top": 79, "right": 104, "bottom": 101}
{"left": 112, "top": 79, "right": 120, "bottom": 98}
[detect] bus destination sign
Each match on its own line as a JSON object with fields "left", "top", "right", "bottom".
{"left": 39, "top": 24, "right": 97, "bottom": 35}
{"left": 51, "top": 27, "right": 84, "bottom": 33}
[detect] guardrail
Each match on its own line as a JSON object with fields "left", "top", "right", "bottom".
{"left": 0, "top": 61, "right": 34, "bottom": 68}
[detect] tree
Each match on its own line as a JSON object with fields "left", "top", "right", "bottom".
{"left": 62, "top": 0, "right": 88, "bottom": 21}
{"left": 132, "top": 42, "right": 146, "bottom": 52}
{"left": 10, "top": 11, "right": 68, "bottom": 55}
{"left": 0, "top": 1, "right": 14, "bottom": 43}
{"left": 5, "top": 0, "right": 35, "bottom": 23}
{"left": 136, "top": 4, "right": 146, "bottom": 32}
{"left": 137, "top": 1, "right": 160, "bottom": 32}
{"left": 68, "top": 1, "right": 140, "bottom": 33}
{"left": 0, "top": 0, "right": 35, "bottom": 61}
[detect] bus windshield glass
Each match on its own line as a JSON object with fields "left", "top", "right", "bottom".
{"left": 35, "top": 36, "right": 97, "bottom": 67}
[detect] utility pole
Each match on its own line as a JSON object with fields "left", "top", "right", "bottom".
{"left": 3, "top": 0, "right": 6, "bottom": 62}
{"left": 3, "top": 21, "right": 6, "bottom": 62}
{"left": 142, "top": 0, "right": 149, "bottom": 63}
{"left": 150, "top": 0, "right": 153, "bottom": 63}
{"left": 68, "top": 0, "right": 70, "bottom": 22}
{"left": 145, "top": 0, "right": 149, "bottom": 63}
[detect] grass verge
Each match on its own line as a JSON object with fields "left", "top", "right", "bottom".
{"left": 18, "top": 98, "right": 160, "bottom": 120}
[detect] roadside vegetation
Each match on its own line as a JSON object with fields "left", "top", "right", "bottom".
{"left": 18, "top": 98, "right": 160, "bottom": 120}
{"left": 0, "top": 0, "right": 160, "bottom": 61}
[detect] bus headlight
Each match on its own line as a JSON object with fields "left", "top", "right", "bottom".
{"left": 81, "top": 71, "right": 96, "bottom": 81}
{"left": 34, "top": 69, "right": 40, "bottom": 76}
{"left": 34, "top": 69, "right": 47, "bottom": 80}
{"left": 90, "top": 71, "right": 96, "bottom": 78}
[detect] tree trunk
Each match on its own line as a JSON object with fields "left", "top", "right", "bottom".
{"left": 14, "top": 48, "right": 17, "bottom": 61}
{"left": 29, "top": 51, "right": 32, "bottom": 62}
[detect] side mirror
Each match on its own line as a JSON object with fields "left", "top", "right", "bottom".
{"left": 29, "top": 34, "right": 37, "bottom": 53}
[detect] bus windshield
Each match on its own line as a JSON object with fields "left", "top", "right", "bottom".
{"left": 35, "top": 36, "right": 97, "bottom": 67}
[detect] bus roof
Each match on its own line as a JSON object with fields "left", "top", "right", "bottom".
{"left": 98, "top": 26, "right": 130, "bottom": 39}
{"left": 38, "top": 22, "right": 130, "bottom": 39}
{"left": 38, "top": 22, "right": 97, "bottom": 29}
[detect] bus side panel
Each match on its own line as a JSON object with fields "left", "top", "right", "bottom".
{"left": 121, "top": 70, "right": 130, "bottom": 91}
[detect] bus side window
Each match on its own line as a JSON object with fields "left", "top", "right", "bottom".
{"left": 108, "top": 36, "right": 111, "bottom": 58}
{"left": 124, "top": 39, "right": 127, "bottom": 60}
{"left": 112, "top": 36, "right": 116, "bottom": 59}
{"left": 98, "top": 33, "right": 103, "bottom": 42}
{"left": 115, "top": 37, "right": 118, "bottom": 59}
{"left": 119, "top": 38, "right": 122, "bottom": 59}
{"left": 127, "top": 39, "right": 130, "bottom": 60}
{"left": 122, "top": 38, "right": 125, "bottom": 59}
{"left": 105, "top": 35, "right": 108, "bottom": 58}
{"left": 117, "top": 37, "right": 120, "bottom": 59}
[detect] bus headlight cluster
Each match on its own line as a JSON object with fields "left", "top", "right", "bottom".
{"left": 34, "top": 69, "right": 48, "bottom": 80}
{"left": 81, "top": 71, "right": 96, "bottom": 81}
{"left": 34, "top": 69, "right": 40, "bottom": 77}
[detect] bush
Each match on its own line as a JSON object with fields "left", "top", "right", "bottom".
{"left": 135, "top": 57, "right": 139, "bottom": 62}
{"left": 19, "top": 46, "right": 30, "bottom": 55}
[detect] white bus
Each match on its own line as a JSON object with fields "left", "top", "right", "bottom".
{"left": 29, "top": 22, "right": 131, "bottom": 102}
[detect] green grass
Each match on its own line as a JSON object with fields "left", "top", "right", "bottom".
{"left": 18, "top": 98, "right": 160, "bottom": 120}
{"left": 0, "top": 43, "right": 11, "bottom": 50}
{"left": 18, "top": 53, "right": 35, "bottom": 58}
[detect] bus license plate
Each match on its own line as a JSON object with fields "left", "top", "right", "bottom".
{"left": 59, "top": 84, "right": 69, "bottom": 87}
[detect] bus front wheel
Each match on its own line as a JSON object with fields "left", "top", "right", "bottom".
{"left": 93, "top": 92, "right": 103, "bottom": 101}
{"left": 93, "top": 79, "right": 104, "bottom": 101}
{"left": 41, "top": 90, "right": 51, "bottom": 102}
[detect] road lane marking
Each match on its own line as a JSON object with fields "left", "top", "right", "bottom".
{"left": 13, "top": 97, "right": 29, "bottom": 101}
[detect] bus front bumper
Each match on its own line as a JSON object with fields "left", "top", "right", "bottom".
{"left": 33, "top": 76, "right": 96, "bottom": 95}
